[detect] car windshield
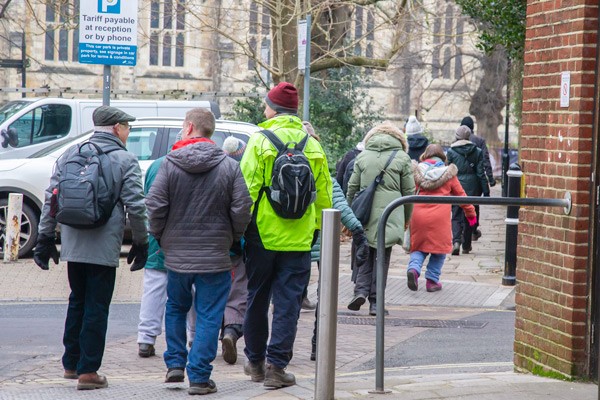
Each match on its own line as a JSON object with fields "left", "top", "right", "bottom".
{"left": 0, "top": 100, "right": 32, "bottom": 125}
{"left": 27, "top": 130, "right": 93, "bottom": 158}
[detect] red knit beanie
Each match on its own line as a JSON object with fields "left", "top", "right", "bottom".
{"left": 265, "top": 82, "right": 299, "bottom": 114}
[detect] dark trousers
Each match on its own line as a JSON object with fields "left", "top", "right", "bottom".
{"left": 243, "top": 242, "right": 311, "bottom": 369}
{"left": 452, "top": 205, "right": 474, "bottom": 250}
{"left": 353, "top": 246, "right": 392, "bottom": 304}
{"left": 62, "top": 262, "right": 116, "bottom": 374}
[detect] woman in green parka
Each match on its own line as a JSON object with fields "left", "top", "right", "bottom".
{"left": 346, "top": 121, "right": 415, "bottom": 316}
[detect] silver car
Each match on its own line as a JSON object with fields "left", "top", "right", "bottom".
{"left": 0, "top": 117, "right": 258, "bottom": 257}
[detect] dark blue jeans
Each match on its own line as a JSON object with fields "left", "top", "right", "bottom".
{"left": 243, "top": 242, "right": 311, "bottom": 369}
{"left": 164, "top": 270, "right": 231, "bottom": 384}
{"left": 62, "top": 262, "right": 116, "bottom": 374}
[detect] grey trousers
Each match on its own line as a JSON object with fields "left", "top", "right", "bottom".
{"left": 353, "top": 246, "right": 392, "bottom": 304}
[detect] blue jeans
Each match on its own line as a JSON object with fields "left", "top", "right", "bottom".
{"left": 243, "top": 242, "right": 311, "bottom": 369}
{"left": 164, "top": 270, "right": 231, "bottom": 384}
{"left": 408, "top": 251, "right": 446, "bottom": 283}
{"left": 62, "top": 262, "right": 116, "bottom": 374}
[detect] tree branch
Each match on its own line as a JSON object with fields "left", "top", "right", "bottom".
{"left": 0, "top": 0, "right": 12, "bottom": 20}
{"left": 311, "top": 56, "right": 390, "bottom": 73}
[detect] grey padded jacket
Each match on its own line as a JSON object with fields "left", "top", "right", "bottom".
{"left": 146, "top": 141, "right": 252, "bottom": 274}
{"left": 38, "top": 131, "right": 148, "bottom": 267}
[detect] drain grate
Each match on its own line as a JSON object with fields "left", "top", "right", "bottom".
{"left": 337, "top": 316, "right": 487, "bottom": 329}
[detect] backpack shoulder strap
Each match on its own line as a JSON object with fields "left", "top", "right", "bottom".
{"left": 260, "top": 129, "right": 285, "bottom": 153}
{"left": 374, "top": 149, "right": 399, "bottom": 184}
{"left": 296, "top": 134, "right": 309, "bottom": 151}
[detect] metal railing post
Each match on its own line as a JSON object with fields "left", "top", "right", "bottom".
{"left": 314, "top": 209, "right": 340, "bottom": 400}
{"left": 372, "top": 194, "right": 571, "bottom": 393}
{"left": 503, "top": 163, "right": 523, "bottom": 286}
{"left": 3, "top": 193, "right": 23, "bottom": 262}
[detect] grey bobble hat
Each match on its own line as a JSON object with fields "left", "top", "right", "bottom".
{"left": 455, "top": 125, "right": 472, "bottom": 141}
{"left": 405, "top": 115, "right": 424, "bottom": 135}
{"left": 92, "top": 106, "right": 136, "bottom": 126}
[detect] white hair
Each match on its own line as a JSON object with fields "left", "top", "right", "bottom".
{"left": 94, "top": 126, "right": 114, "bottom": 133}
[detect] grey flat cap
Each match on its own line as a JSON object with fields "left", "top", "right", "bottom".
{"left": 92, "top": 106, "right": 136, "bottom": 126}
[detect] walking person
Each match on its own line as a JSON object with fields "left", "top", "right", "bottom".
{"left": 146, "top": 108, "right": 252, "bottom": 395}
{"left": 406, "top": 144, "right": 476, "bottom": 292}
{"left": 33, "top": 106, "right": 149, "bottom": 390}
{"left": 405, "top": 115, "right": 429, "bottom": 161}
{"left": 346, "top": 121, "right": 415, "bottom": 316}
{"left": 447, "top": 125, "right": 490, "bottom": 255}
{"left": 460, "top": 116, "right": 495, "bottom": 241}
{"left": 240, "top": 82, "right": 332, "bottom": 388}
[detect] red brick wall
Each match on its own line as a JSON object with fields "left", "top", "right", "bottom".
{"left": 516, "top": 0, "right": 598, "bottom": 378}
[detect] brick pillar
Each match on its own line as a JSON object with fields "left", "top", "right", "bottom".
{"left": 516, "top": 0, "right": 598, "bottom": 378}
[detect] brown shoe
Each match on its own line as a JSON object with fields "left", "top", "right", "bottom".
{"left": 77, "top": 372, "right": 108, "bottom": 390}
{"left": 63, "top": 369, "right": 78, "bottom": 379}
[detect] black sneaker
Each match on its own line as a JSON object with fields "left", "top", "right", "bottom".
{"left": 347, "top": 294, "right": 366, "bottom": 311}
{"left": 165, "top": 367, "right": 185, "bottom": 383}
{"left": 189, "top": 379, "right": 217, "bottom": 395}
{"left": 138, "top": 343, "right": 155, "bottom": 358}
{"left": 264, "top": 363, "right": 296, "bottom": 388}
{"left": 369, "top": 303, "right": 389, "bottom": 316}
{"left": 244, "top": 359, "right": 265, "bottom": 382}
{"left": 451, "top": 242, "right": 460, "bottom": 256}
{"left": 472, "top": 229, "right": 482, "bottom": 241}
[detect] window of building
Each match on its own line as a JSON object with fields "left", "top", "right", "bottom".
{"left": 248, "top": 3, "right": 271, "bottom": 73}
{"left": 431, "top": 4, "right": 464, "bottom": 81}
{"left": 149, "top": 0, "right": 185, "bottom": 67}
{"left": 44, "top": 0, "right": 80, "bottom": 62}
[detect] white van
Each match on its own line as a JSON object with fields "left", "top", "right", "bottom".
{"left": 0, "top": 97, "right": 220, "bottom": 159}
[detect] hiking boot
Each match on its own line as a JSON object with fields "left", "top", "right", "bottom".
{"left": 64, "top": 369, "right": 78, "bottom": 379}
{"left": 165, "top": 367, "right": 185, "bottom": 383}
{"left": 451, "top": 242, "right": 460, "bottom": 256}
{"left": 221, "top": 332, "right": 238, "bottom": 365}
{"left": 189, "top": 379, "right": 217, "bottom": 395}
{"left": 77, "top": 372, "right": 108, "bottom": 390}
{"left": 138, "top": 343, "right": 155, "bottom": 358}
{"left": 347, "top": 294, "right": 366, "bottom": 311}
{"left": 264, "top": 363, "right": 296, "bottom": 388}
{"left": 244, "top": 359, "right": 265, "bottom": 382}
{"left": 301, "top": 295, "right": 317, "bottom": 310}
{"left": 426, "top": 279, "right": 443, "bottom": 292}
{"left": 369, "top": 303, "right": 389, "bottom": 316}
{"left": 407, "top": 269, "right": 419, "bottom": 291}
{"left": 462, "top": 246, "right": 472, "bottom": 254}
{"left": 472, "top": 229, "right": 482, "bottom": 241}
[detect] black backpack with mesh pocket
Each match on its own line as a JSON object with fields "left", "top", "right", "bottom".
{"left": 260, "top": 129, "right": 316, "bottom": 219}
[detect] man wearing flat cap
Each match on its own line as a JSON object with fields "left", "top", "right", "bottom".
{"left": 34, "top": 105, "right": 148, "bottom": 390}
{"left": 239, "top": 82, "right": 332, "bottom": 388}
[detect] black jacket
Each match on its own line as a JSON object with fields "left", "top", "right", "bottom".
{"left": 469, "top": 134, "right": 494, "bottom": 184}
{"left": 446, "top": 140, "right": 490, "bottom": 197}
{"left": 407, "top": 134, "right": 429, "bottom": 161}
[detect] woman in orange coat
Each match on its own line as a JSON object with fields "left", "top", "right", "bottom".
{"left": 407, "top": 144, "right": 476, "bottom": 292}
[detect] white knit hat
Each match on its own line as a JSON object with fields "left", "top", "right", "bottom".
{"left": 404, "top": 115, "right": 423, "bottom": 135}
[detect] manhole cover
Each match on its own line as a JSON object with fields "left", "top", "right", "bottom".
{"left": 337, "top": 316, "right": 487, "bottom": 329}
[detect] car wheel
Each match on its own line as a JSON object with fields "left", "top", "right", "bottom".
{"left": 0, "top": 199, "right": 39, "bottom": 258}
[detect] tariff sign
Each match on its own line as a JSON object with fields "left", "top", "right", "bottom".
{"left": 560, "top": 71, "right": 570, "bottom": 108}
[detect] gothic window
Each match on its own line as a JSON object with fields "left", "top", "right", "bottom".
{"left": 247, "top": 3, "right": 271, "bottom": 72}
{"left": 44, "top": 0, "right": 79, "bottom": 62}
{"left": 149, "top": 0, "right": 185, "bottom": 67}
{"left": 431, "top": 3, "right": 464, "bottom": 81}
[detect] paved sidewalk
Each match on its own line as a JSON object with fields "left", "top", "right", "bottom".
{"left": 0, "top": 185, "right": 596, "bottom": 398}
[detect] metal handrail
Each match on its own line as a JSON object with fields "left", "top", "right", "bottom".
{"left": 372, "top": 193, "right": 572, "bottom": 393}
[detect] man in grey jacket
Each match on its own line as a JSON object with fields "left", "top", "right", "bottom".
{"left": 146, "top": 108, "right": 252, "bottom": 395}
{"left": 34, "top": 106, "right": 149, "bottom": 390}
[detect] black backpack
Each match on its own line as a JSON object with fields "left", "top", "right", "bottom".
{"left": 260, "top": 129, "right": 317, "bottom": 219}
{"left": 54, "top": 141, "right": 122, "bottom": 229}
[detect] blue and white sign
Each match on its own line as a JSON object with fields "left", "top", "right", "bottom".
{"left": 79, "top": 0, "right": 138, "bottom": 66}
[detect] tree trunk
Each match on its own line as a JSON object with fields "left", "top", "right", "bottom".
{"left": 468, "top": 47, "right": 507, "bottom": 146}
{"left": 268, "top": 0, "right": 298, "bottom": 84}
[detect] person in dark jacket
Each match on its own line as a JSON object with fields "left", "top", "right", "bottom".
{"left": 446, "top": 125, "right": 490, "bottom": 256}
{"left": 336, "top": 141, "right": 364, "bottom": 194}
{"left": 460, "top": 116, "right": 495, "bottom": 241}
{"left": 405, "top": 115, "right": 429, "bottom": 161}
{"left": 146, "top": 108, "right": 252, "bottom": 395}
{"left": 34, "top": 106, "right": 149, "bottom": 390}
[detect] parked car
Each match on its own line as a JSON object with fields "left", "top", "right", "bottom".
{"left": 0, "top": 117, "right": 258, "bottom": 257}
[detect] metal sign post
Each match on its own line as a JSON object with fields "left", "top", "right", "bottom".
{"left": 298, "top": 16, "right": 311, "bottom": 121}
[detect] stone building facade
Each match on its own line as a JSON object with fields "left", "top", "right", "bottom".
{"left": 516, "top": 0, "right": 598, "bottom": 379}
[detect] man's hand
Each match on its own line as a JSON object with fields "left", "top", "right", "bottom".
{"left": 312, "top": 230, "right": 320, "bottom": 247}
{"left": 128, "top": 242, "right": 149, "bottom": 271}
{"left": 33, "top": 236, "right": 59, "bottom": 271}
{"left": 352, "top": 229, "right": 369, "bottom": 265}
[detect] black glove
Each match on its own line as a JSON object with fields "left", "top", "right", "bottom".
{"left": 352, "top": 229, "right": 369, "bottom": 265}
{"left": 483, "top": 192, "right": 490, "bottom": 197}
{"left": 311, "top": 230, "right": 320, "bottom": 247}
{"left": 128, "top": 242, "right": 149, "bottom": 271}
{"left": 489, "top": 179, "right": 496, "bottom": 187}
{"left": 33, "top": 235, "right": 59, "bottom": 271}
{"left": 230, "top": 240, "right": 243, "bottom": 256}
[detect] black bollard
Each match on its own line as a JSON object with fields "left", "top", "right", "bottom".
{"left": 503, "top": 163, "right": 522, "bottom": 286}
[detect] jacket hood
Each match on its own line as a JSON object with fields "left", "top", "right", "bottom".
{"left": 450, "top": 140, "right": 478, "bottom": 156}
{"left": 412, "top": 159, "right": 458, "bottom": 191}
{"left": 167, "top": 141, "right": 226, "bottom": 173}
{"left": 259, "top": 114, "right": 304, "bottom": 131}
{"left": 363, "top": 121, "right": 408, "bottom": 152}
{"left": 407, "top": 134, "right": 428, "bottom": 150}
